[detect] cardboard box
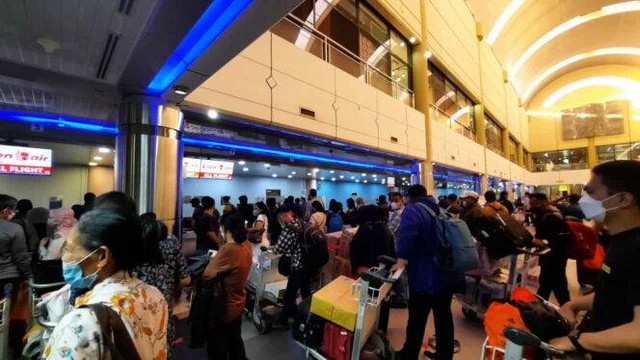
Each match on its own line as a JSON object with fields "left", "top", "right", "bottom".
{"left": 311, "top": 276, "right": 355, "bottom": 321}
{"left": 332, "top": 291, "right": 359, "bottom": 331}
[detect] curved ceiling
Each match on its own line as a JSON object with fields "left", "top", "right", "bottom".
{"left": 466, "top": 0, "right": 640, "bottom": 109}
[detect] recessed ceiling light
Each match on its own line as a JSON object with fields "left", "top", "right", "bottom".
{"left": 264, "top": 163, "right": 271, "bottom": 168}
{"left": 272, "top": 174, "right": 277, "bottom": 178}
{"left": 362, "top": 173, "right": 367, "bottom": 176}
{"left": 238, "top": 160, "right": 246, "bottom": 165}
{"left": 98, "top": 147, "right": 111, "bottom": 153}
{"left": 306, "top": 173, "right": 312, "bottom": 176}
{"left": 402, "top": 177, "right": 407, "bottom": 181}
{"left": 172, "top": 85, "right": 189, "bottom": 95}
{"left": 291, "top": 171, "right": 296, "bottom": 175}
{"left": 331, "top": 177, "right": 336, "bottom": 181}
{"left": 320, "top": 177, "right": 325, "bottom": 180}
{"left": 313, "top": 168, "right": 320, "bottom": 172}
{"left": 350, "top": 176, "right": 355, "bottom": 180}
{"left": 207, "top": 109, "right": 219, "bottom": 119}
{"left": 330, "top": 170, "right": 335, "bottom": 173}
{"left": 409, "top": 36, "right": 416, "bottom": 43}
{"left": 355, "top": 179, "right": 360, "bottom": 183}
{"left": 339, "top": 175, "right": 344, "bottom": 179}
{"left": 242, "top": 167, "right": 249, "bottom": 172}
{"left": 424, "top": 50, "right": 432, "bottom": 59}
{"left": 399, "top": 42, "right": 405, "bottom": 47}
{"left": 93, "top": 156, "right": 103, "bottom": 161}
{"left": 364, "top": 180, "right": 368, "bottom": 183}
{"left": 88, "top": 162, "right": 98, "bottom": 166}
{"left": 287, "top": 175, "right": 292, "bottom": 178}
{"left": 372, "top": 174, "right": 377, "bottom": 178}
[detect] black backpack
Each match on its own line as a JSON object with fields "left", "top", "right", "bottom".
{"left": 300, "top": 226, "right": 329, "bottom": 271}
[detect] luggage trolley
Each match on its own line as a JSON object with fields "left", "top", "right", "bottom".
{"left": 457, "top": 247, "right": 548, "bottom": 320}
{"left": 300, "top": 256, "right": 402, "bottom": 360}
{"left": 481, "top": 327, "right": 565, "bottom": 360}
{"left": 245, "top": 250, "right": 287, "bottom": 334}
{"left": 0, "top": 284, "right": 13, "bottom": 360}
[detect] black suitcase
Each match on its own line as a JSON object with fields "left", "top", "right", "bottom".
{"left": 292, "top": 297, "right": 325, "bottom": 348}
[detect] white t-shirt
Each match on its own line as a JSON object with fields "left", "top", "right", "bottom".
{"left": 251, "top": 213, "right": 270, "bottom": 264}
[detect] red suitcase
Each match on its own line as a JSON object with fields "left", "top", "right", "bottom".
{"left": 322, "top": 322, "right": 353, "bottom": 360}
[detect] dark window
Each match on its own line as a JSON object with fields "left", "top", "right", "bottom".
{"left": 485, "top": 115, "right": 504, "bottom": 155}
{"left": 523, "top": 149, "right": 531, "bottom": 170}
{"left": 508, "top": 136, "right": 518, "bottom": 163}
{"left": 428, "top": 64, "right": 476, "bottom": 141}
{"left": 597, "top": 142, "right": 640, "bottom": 163}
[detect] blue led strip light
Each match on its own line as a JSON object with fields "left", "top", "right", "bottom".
{"left": 183, "top": 136, "right": 413, "bottom": 174}
{"left": 0, "top": 110, "right": 118, "bottom": 135}
{"left": 146, "top": 0, "right": 254, "bottom": 94}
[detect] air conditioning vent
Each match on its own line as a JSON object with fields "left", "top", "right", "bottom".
{"left": 300, "top": 107, "right": 315, "bottom": 119}
{"left": 96, "top": 33, "right": 120, "bottom": 80}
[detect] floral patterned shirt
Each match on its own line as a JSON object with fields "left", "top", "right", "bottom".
{"left": 44, "top": 272, "right": 168, "bottom": 360}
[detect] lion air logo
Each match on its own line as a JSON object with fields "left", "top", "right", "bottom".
{"left": 17, "top": 151, "right": 29, "bottom": 162}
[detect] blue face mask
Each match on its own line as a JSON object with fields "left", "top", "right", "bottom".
{"left": 62, "top": 248, "right": 100, "bottom": 290}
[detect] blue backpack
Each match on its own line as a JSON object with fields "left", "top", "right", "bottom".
{"left": 416, "top": 203, "right": 479, "bottom": 272}
{"left": 327, "top": 212, "right": 344, "bottom": 233}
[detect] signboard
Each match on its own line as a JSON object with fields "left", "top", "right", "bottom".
{"left": 182, "top": 157, "right": 201, "bottom": 178}
{"left": 0, "top": 144, "right": 52, "bottom": 176}
{"left": 387, "top": 177, "right": 395, "bottom": 187}
{"left": 199, "top": 159, "right": 234, "bottom": 179}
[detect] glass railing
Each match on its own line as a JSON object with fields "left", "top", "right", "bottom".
{"left": 271, "top": 16, "right": 415, "bottom": 107}
{"left": 532, "top": 162, "right": 589, "bottom": 172}
{"left": 429, "top": 105, "right": 476, "bottom": 141}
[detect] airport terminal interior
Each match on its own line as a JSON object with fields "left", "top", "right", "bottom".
{"left": 0, "top": 0, "right": 639, "bottom": 359}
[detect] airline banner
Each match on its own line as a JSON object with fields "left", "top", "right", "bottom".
{"left": 0, "top": 144, "right": 52, "bottom": 176}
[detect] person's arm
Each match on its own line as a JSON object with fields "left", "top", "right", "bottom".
{"left": 247, "top": 220, "right": 265, "bottom": 233}
{"left": 203, "top": 245, "right": 234, "bottom": 280}
{"left": 11, "top": 226, "right": 32, "bottom": 279}
{"left": 174, "top": 243, "right": 191, "bottom": 288}
{"left": 558, "top": 292, "right": 595, "bottom": 325}
{"left": 391, "top": 207, "right": 418, "bottom": 272}
{"left": 206, "top": 216, "right": 221, "bottom": 246}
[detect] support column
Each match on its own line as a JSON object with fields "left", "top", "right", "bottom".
{"left": 587, "top": 137, "right": 597, "bottom": 168}
{"left": 411, "top": 0, "right": 435, "bottom": 193}
{"left": 516, "top": 143, "right": 524, "bottom": 166}
{"left": 116, "top": 95, "right": 184, "bottom": 232}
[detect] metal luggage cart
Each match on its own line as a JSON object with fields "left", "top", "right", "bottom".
{"left": 299, "top": 256, "right": 402, "bottom": 360}
{"left": 0, "top": 284, "right": 13, "bottom": 360}
{"left": 245, "top": 250, "right": 287, "bottom": 334}
{"left": 481, "top": 327, "right": 565, "bottom": 360}
{"left": 456, "top": 247, "right": 547, "bottom": 320}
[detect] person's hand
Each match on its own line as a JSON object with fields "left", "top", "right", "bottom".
{"left": 549, "top": 336, "right": 576, "bottom": 352}
{"left": 532, "top": 239, "right": 546, "bottom": 248}
{"left": 558, "top": 302, "right": 578, "bottom": 326}
{"left": 390, "top": 258, "right": 407, "bottom": 273}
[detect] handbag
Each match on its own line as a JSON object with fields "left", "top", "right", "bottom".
{"left": 278, "top": 255, "right": 292, "bottom": 277}
{"left": 80, "top": 304, "right": 141, "bottom": 360}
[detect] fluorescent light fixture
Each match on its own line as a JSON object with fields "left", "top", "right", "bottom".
{"left": 272, "top": 174, "right": 277, "bottom": 178}
{"left": 339, "top": 175, "right": 344, "bottom": 179}
{"left": 510, "top": 1, "right": 640, "bottom": 82}
{"left": 93, "top": 156, "right": 103, "bottom": 161}
{"left": 98, "top": 147, "right": 111, "bottom": 153}
{"left": 181, "top": 137, "right": 413, "bottom": 174}
{"left": 263, "top": 163, "right": 271, "bottom": 167}
{"left": 350, "top": 176, "right": 355, "bottom": 179}
{"left": 88, "top": 162, "right": 98, "bottom": 166}
{"left": 313, "top": 168, "right": 320, "bottom": 172}
{"left": 362, "top": 173, "right": 367, "bottom": 176}
{"left": 291, "top": 171, "right": 296, "bottom": 175}
{"left": 355, "top": 179, "right": 360, "bottom": 183}
{"left": 207, "top": 109, "right": 219, "bottom": 119}
{"left": 320, "top": 177, "right": 325, "bottom": 180}
{"left": 409, "top": 36, "right": 416, "bottom": 43}
{"left": 330, "top": 170, "right": 335, "bottom": 173}
{"left": 487, "top": 0, "right": 525, "bottom": 45}
{"left": 242, "top": 167, "right": 249, "bottom": 172}
{"left": 0, "top": 110, "right": 118, "bottom": 135}
{"left": 238, "top": 160, "right": 246, "bottom": 165}
{"left": 372, "top": 174, "right": 377, "bottom": 178}
{"left": 146, "top": 0, "right": 254, "bottom": 94}
{"left": 306, "top": 172, "right": 312, "bottom": 176}
{"left": 331, "top": 177, "right": 336, "bottom": 181}
{"left": 287, "top": 175, "right": 292, "bottom": 178}
{"left": 364, "top": 180, "right": 368, "bottom": 183}
{"left": 522, "top": 47, "right": 640, "bottom": 102}
{"left": 173, "top": 85, "right": 189, "bottom": 95}
{"left": 542, "top": 76, "right": 640, "bottom": 108}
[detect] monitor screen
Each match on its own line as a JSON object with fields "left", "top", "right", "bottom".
{"left": 182, "top": 157, "right": 202, "bottom": 178}
{"left": 0, "top": 144, "right": 52, "bottom": 176}
{"left": 199, "top": 159, "right": 234, "bottom": 179}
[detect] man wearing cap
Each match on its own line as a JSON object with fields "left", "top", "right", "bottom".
{"left": 460, "top": 191, "right": 485, "bottom": 237}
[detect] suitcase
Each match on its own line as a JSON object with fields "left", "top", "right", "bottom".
{"left": 292, "top": 297, "right": 325, "bottom": 348}
{"left": 458, "top": 275, "right": 479, "bottom": 305}
{"left": 478, "top": 279, "right": 507, "bottom": 310}
{"left": 323, "top": 322, "right": 353, "bottom": 360}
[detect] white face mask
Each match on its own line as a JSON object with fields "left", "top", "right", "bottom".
{"left": 390, "top": 202, "right": 399, "bottom": 210}
{"left": 578, "top": 193, "right": 620, "bottom": 223}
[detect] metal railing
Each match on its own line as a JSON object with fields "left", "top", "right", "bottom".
{"left": 271, "top": 16, "right": 415, "bottom": 107}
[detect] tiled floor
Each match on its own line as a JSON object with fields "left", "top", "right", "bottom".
{"left": 176, "top": 235, "right": 584, "bottom": 359}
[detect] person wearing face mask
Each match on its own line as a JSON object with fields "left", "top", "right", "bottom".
{"left": 0, "top": 194, "right": 32, "bottom": 357}
{"left": 459, "top": 191, "right": 484, "bottom": 235}
{"left": 247, "top": 201, "right": 270, "bottom": 263}
{"left": 202, "top": 213, "right": 252, "bottom": 360}
{"left": 550, "top": 161, "right": 640, "bottom": 359}
{"left": 39, "top": 207, "right": 77, "bottom": 260}
{"left": 387, "top": 192, "right": 408, "bottom": 308}
{"left": 528, "top": 192, "right": 572, "bottom": 306}
{"left": 44, "top": 208, "right": 168, "bottom": 359}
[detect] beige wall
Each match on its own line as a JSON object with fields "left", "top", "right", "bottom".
{"left": 0, "top": 165, "right": 88, "bottom": 208}
{"left": 87, "top": 166, "right": 115, "bottom": 196}
{"left": 185, "top": 32, "right": 427, "bottom": 159}
{"left": 370, "top": 0, "right": 422, "bottom": 42}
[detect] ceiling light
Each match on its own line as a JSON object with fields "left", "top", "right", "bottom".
{"left": 541, "top": 76, "right": 640, "bottom": 108}
{"left": 364, "top": 180, "right": 368, "bottom": 183}
{"left": 362, "top": 173, "right": 367, "bottom": 176}
{"left": 423, "top": 50, "right": 432, "bottom": 59}
{"left": 355, "top": 179, "right": 360, "bottom": 183}
{"left": 339, "top": 175, "right": 344, "bottom": 179}
{"left": 409, "top": 36, "right": 416, "bottom": 44}
{"left": 402, "top": 177, "right": 407, "bottom": 181}
{"left": 88, "top": 162, "right": 98, "bottom": 166}
{"left": 330, "top": 170, "right": 335, "bottom": 173}
{"left": 172, "top": 85, "right": 189, "bottom": 95}
{"left": 510, "top": 2, "right": 640, "bottom": 83}
{"left": 272, "top": 174, "right": 277, "bottom": 178}
{"left": 242, "top": 167, "right": 249, "bottom": 172}
{"left": 313, "top": 168, "right": 320, "bottom": 172}
{"left": 93, "top": 156, "right": 103, "bottom": 161}
{"left": 291, "top": 171, "right": 296, "bottom": 175}
{"left": 522, "top": 47, "right": 640, "bottom": 103}
{"left": 320, "top": 177, "right": 325, "bottom": 180}
{"left": 287, "top": 175, "right": 292, "bottom": 178}
{"left": 238, "top": 160, "right": 246, "bottom": 165}
{"left": 98, "top": 147, "right": 111, "bottom": 153}
{"left": 331, "top": 177, "right": 336, "bottom": 181}
{"left": 264, "top": 163, "right": 271, "bottom": 167}
{"left": 207, "top": 109, "right": 219, "bottom": 119}
{"left": 372, "top": 174, "right": 377, "bottom": 178}
{"left": 399, "top": 42, "right": 405, "bottom": 47}
{"left": 306, "top": 172, "right": 312, "bottom": 176}
{"left": 350, "top": 176, "right": 355, "bottom": 179}
{"left": 487, "top": 0, "right": 525, "bottom": 45}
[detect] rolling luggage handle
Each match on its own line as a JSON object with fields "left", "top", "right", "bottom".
{"left": 351, "top": 256, "right": 403, "bottom": 306}
{"left": 503, "top": 327, "right": 564, "bottom": 360}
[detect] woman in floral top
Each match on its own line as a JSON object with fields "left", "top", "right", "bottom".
{"left": 44, "top": 209, "right": 168, "bottom": 360}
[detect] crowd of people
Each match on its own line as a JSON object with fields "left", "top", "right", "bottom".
{"left": 0, "top": 160, "right": 639, "bottom": 359}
